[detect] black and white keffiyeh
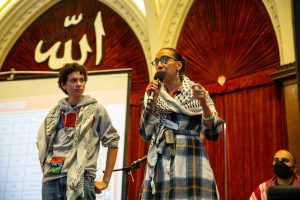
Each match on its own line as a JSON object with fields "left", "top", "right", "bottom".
{"left": 144, "top": 75, "right": 215, "bottom": 116}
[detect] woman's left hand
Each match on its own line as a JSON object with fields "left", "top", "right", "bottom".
{"left": 192, "top": 84, "right": 207, "bottom": 106}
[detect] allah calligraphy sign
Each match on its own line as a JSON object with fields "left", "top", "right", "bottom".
{"left": 1, "top": 0, "right": 146, "bottom": 76}
{"left": 34, "top": 12, "right": 105, "bottom": 69}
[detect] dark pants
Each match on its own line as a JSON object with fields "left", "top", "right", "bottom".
{"left": 42, "top": 176, "right": 96, "bottom": 200}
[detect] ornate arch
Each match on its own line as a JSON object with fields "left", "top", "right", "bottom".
{"left": 262, "top": 0, "right": 283, "bottom": 63}
{"left": 0, "top": 0, "right": 60, "bottom": 69}
{"left": 161, "top": 0, "right": 194, "bottom": 47}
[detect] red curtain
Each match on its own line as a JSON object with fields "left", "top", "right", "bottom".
{"left": 177, "top": 0, "right": 279, "bottom": 85}
{"left": 126, "top": 93, "right": 149, "bottom": 200}
{"left": 226, "top": 84, "right": 286, "bottom": 199}
{"left": 205, "top": 83, "right": 286, "bottom": 200}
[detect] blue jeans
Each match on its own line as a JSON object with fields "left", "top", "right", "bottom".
{"left": 42, "top": 176, "right": 96, "bottom": 200}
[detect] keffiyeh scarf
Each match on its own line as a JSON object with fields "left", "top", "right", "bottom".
{"left": 145, "top": 75, "right": 214, "bottom": 115}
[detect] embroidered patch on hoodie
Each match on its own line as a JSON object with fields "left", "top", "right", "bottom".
{"left": 63, "top": 112, "right": 77, "bottom": 127}
{"left": 47, "top": 156, "right": 66, "bottom": 175}
{"left": 59, "top": 108, "right": 80, "bottom": 128}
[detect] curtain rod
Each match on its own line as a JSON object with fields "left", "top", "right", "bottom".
{"left": 0, "top": 70, "right": 58, "bottom": 75}
{"left": 0, "top": 69, "right": 57, "bottom": 80}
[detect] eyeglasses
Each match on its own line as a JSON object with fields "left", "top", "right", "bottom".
{"left": 151, "top": 55, "right": 178, "bottom": 67}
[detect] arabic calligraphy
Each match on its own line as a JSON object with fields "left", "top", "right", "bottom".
{"left": 64, "top": 13, "right": 83, "bottom": 27}
{"left": 94, "top": 12, "right": 105, "bottom": 65}
{"left": 34, "top": 11, "right": 105, "bottom": 69}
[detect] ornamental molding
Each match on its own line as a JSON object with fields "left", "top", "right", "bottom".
{"left": 0, "top": 0, "right": 60, "bottom": 69}
{"left": 269, "top": 62, "right": 297, "bottom": 84}
{"left": 162, "top": 0, "right": 193, "bottom": 47}
{"left": 99, "top": 0, "right": 150, "bottom": 62}
{"left": 262, "top": 0, "right": 283, "bottom": 63}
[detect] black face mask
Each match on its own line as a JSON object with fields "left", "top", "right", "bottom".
{"left": 273, "top": 160, "right": 294, "bottom": 179}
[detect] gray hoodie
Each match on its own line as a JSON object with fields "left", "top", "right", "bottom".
{"left": 37, "top": 95, "right": 119, "bottom": 199}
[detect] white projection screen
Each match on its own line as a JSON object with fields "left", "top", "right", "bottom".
{"left": 0, "top": 69, "right": 131, "bottom": 200}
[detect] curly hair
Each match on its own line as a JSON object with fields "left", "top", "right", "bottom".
{"left": 58, "top": 63, "right": 88, "bottom": 94}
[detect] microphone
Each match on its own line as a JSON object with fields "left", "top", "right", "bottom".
{"left": 147, "top": 71, "right": 166, "bottom": 107}
{"left": 131, "top": 155, "right": 147, "bottom": 168}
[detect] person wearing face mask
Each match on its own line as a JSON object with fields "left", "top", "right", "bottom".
{"left": 249, "top": 149, "right": 300, "bottom": 200}
{"left": 139, "top": 48, "right": 224, "bottom": 199}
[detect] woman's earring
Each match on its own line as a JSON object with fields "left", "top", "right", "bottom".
{"left": 176, "top": 71, "right": 180, "bottom": 78}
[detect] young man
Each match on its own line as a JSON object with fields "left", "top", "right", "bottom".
{"left": 37, "top": 63, "right": 119, "bottom": 200}
{"left": 250, "top": 149, "right": 300, "bottom": 200}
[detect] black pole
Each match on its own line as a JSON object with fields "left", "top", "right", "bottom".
{"left": 112, "top": 155, "right": 147, "bottom": 200}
